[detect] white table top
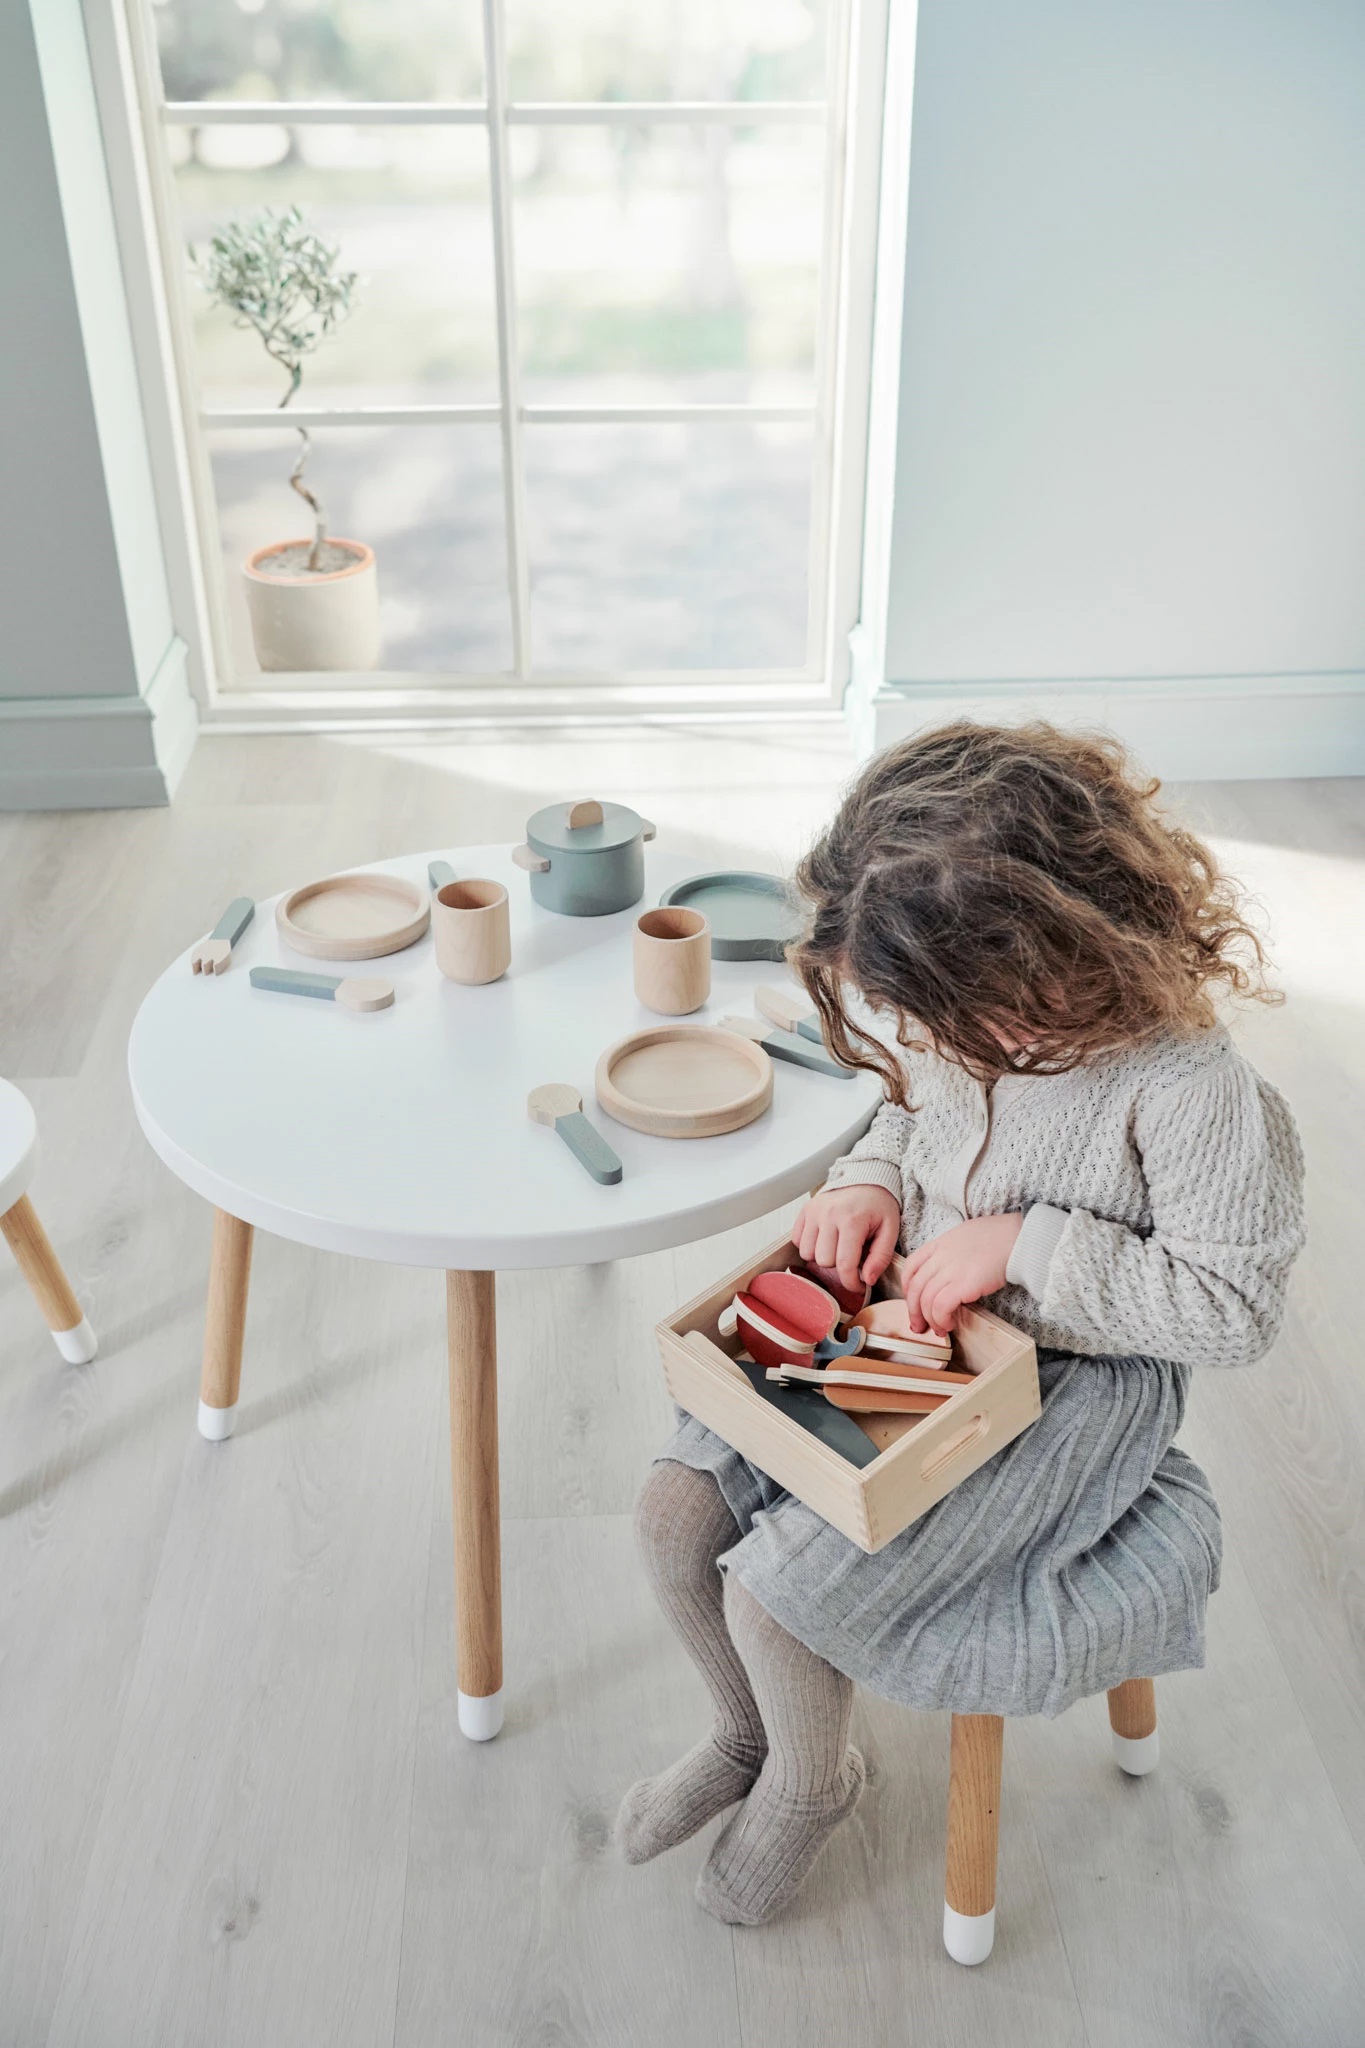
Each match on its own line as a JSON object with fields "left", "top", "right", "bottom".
{"left": 0, "top": 1076, "right": 38, "bottom": 1216}
{"left": 128, "top": 847, "right": 880, "bottom": 1270}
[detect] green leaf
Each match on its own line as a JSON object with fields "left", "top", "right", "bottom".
{"left": 189, "top": 203, "right": 360, "bottom": 397}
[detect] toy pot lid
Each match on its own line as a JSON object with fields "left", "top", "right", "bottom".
{"left": 525, "top": 798, "right": 656, "bottom": 855}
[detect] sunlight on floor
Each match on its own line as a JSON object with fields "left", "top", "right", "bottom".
{"left": 1209, "top": 837, "right": 1365, "bottom": 1008}
{"left": 331, "top": 721, "right": 857, "bottom": 868}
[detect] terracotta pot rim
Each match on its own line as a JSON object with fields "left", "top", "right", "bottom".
{"left": 243, "top": 538, "right": 375, "bottom": 585}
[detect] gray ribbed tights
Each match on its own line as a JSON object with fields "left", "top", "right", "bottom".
{"left": 619, "top": 1459, "right": 864, "bottom": 1925}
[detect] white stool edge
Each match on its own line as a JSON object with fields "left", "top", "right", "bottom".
{"left": 198, "top": 1398, "right": 238, "bottom": 1442}
{"left": 458, "top": 1687, "right": 504, "bottom": 1742}
{"left": 1111, "top": 1726, "right": 1160, "bottom": 1775}
{"left": 53, "top": 1316, "right": 97, "bottom": 1364}
{"left": 943, "top": 1902, "right": 995, "bottom": 1965}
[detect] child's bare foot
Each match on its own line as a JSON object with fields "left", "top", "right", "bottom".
{"left": 617, "top": 1733, "right": 766, "bottom": 1864}
{"left": 694, "top": 1747, "right": 866, "bottom": 1924}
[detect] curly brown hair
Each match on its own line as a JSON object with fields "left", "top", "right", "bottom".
{"left": 792, "top": 721, "right": 1278, "bottom": 1104}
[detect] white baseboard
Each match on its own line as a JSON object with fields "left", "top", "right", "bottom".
{"left": 143, "top": 636, "right": 199, "bottom": 797}
{"left": 847, "top": 658, "right": 1365, "bottom": 781}
{"left": 0, "top": 636, "right": 198, "bottom": 810}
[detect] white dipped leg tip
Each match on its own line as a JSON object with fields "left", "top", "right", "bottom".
{"left": 458, "top": 1688, "right": 504, "bottom": 1742}
{"left": 198, "top": 1399, "right": 238, "bottom": 1442}
{"left": 943, "top": 1902, "right": 995, "bottom": 1965}
{"left": 53, "top": 1316, "right": 98, "bottom": 1364}
{"left": 1112, "top": 1727, "right": 1160, "bottom": 1775}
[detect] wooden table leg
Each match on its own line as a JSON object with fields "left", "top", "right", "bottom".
{"left": 1108, "top": 1677, "right": 1160, "bottom": 1775}
{"left": 200, "top": 1209, "right": 254, "bottom": 1441}
{"left": 447, "top": 1269, "right": 503, "bottom": 1741}
{"left": 944, "top": 1712, "right": 1004, "bottom": 1965}
{"left": 1, "top": 1193, "right": 98, "bottom": 1363}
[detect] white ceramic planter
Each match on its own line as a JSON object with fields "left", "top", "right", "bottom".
{"left": 242, "top": 538, "right": 380, "bottom": 672}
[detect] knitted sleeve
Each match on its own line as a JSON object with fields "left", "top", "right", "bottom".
{"left": 822, "top": 1102, "right": 923, "bottom": 1235}
{"left": 1012, "top": 1062, "right": 1305, "bottom": 1368}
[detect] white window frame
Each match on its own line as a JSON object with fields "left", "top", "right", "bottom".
{"left": 87, "top": 0, "right": 889, "bottom": 728}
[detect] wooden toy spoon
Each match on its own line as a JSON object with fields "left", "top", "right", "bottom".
{"left": 528, "top": 1084, "right": 623, "bottom": 1185}
{"left": 249, "top": 964, "right": 394, "bottom": 1012}
{"left": 191, "top": 897, "right": 255, "bottom": 975}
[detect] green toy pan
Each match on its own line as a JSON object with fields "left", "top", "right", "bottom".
{"left": 657, "top": 871, "right": 805, "bottom": 963}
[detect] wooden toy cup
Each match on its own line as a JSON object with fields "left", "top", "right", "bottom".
{"left": 433, "top": 879, "right": 511, "bottom": 985}
{"left": 633, "top": 906, "right": 711, "bottom": 1015}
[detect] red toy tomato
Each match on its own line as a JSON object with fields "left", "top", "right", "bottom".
{"left": 734, "top": 1291, "right": 818, "bottom": 1372}
{"left": 793, "top": 1258, "right": 870, "bottom": 1319}
{"left": 748, "top": 1268, "right": 841, "bottom": 1343}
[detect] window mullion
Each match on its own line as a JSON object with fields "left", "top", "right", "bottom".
{"left": 805, "top": 0, "right": 855, "bottom": 687}
{"left": 481, "top": 0, "right": 532, "bottom": 678}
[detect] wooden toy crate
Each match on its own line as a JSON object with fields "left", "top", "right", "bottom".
{"left": 656, "top": 1234, "right": 1041, "bottom": 1554}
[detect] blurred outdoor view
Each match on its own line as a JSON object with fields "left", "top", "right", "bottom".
{"left": 153, "top": 0, "right": 834, "bottom": 676}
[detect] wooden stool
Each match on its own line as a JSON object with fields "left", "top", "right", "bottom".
{"left": 0, "top": 1078, "right": 97, "bottom": 1364}
{"left": 943, "top": 1678, "right": 1158, "bottom": 1964}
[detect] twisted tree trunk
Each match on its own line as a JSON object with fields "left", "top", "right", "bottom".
{"left": 274, "top": 356, "right": 328, "bottom": 570}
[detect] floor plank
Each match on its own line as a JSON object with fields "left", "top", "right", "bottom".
{"left": 729, "top": 1689, "right": 1089, "bottom": 2048}
{"left": 43, "top": 1243, "right": 443, "bottom": 2048}
{"left": 0, "top": 739, "right": 1362, "bottom": 2045}
{"left": 1013, "top": 1554, "right": 1365, "bottom": 2046}
{"left": 394, "top": 1509, "right": 743, "bottom": 2048}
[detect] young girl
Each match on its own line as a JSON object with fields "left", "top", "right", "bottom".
{"left": 618, "top": 722, "right": 1304, "bottom": 1927}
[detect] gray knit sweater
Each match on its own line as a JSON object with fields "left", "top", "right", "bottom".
{"left": 822, "top": 1027, "right": 1305, "bottom": 1368}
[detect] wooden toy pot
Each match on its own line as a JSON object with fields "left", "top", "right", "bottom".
{"left": 433, "top": 879, "right": 511, "bottom": 985}
{"left": 512, "top": 799, "right": 656, "bottom": 918}
{"left": 633, "top": 906, "right": 711, "bottom": 1015}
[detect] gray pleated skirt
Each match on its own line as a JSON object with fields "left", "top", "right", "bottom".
{"left": 658, "top": 1348, "right": 1222, "bottom": 1719}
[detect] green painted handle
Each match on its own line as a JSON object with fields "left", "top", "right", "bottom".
{"left": 555, "top": 1110, "right": 623, "bottom": 1185}
{"left": 764, "top": 1028, "right": 852, "bottom": 1079}
{"left": 428, "top": 860, "right": 456, "bottom": 891}
{"left": 249, "top": 965, "right": 340, "bottom": 1002}
{"left": 209, "top": 897, "right": 255, "bottom": 946}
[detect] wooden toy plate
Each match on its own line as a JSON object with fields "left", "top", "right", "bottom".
{"left": 595, "top": 1026, "right": 773, "bottom": 1139}
{"left": 657, "top": 871, "right": 805, "bottom": 962}
{"left": 276, "top": 872, "right": 430, "bottom": 961}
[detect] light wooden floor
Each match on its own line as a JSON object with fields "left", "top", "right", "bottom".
{"left": 2, "top": 729, "right": 1363, "bottom": 2048}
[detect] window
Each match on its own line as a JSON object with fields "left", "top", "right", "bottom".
{"left": 123, "top": 0, "right": 882, "bottom": 705}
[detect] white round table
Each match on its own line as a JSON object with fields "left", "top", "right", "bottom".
{"left": 129, "top": 846, "right": 879, "bottom": 1739}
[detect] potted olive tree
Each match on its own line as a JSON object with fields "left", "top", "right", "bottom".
{"left": 194, "top": 205, "right": 380, "bottom": 672}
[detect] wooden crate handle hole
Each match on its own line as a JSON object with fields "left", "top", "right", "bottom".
{"left": 921, "top": 1412, "right": 989, "bottom": 1480}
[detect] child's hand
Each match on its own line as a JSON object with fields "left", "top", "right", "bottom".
{"left": 792, "top": 1185, "right": 903, "bottom": 1292}
{"left": 902, "top": 1214, "right": 1024, "bottom": 1333}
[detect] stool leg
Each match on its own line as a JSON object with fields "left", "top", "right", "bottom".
{"left": 199, "top": 1209, "right": 254, "bottom": 1440}
{"left": 447, "top": 1269, "right": 503, "bottom": 1742}
{"left": 1107, "top": 1678, "right": 1159, "bottom": 1775}
{"left": 1, "top": 1194, "right": 97, "bottom": 1363}
{"left": 944, "top": 1712, "right": 1003, "bottom": 1965}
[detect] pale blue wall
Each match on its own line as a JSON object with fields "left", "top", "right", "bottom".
{"left": 883, "top": 0, "right": 1365, "bottom": 687}
{"left": 0, "top": 0, "right": 196, "bottom": 805}
{"left": 35, "top": 0, "right": 176, "bottom": 692}
{"left": 0, "top": 1, "right": 141, "bottom": 699}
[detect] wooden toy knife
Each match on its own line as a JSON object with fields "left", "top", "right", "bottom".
{"left": 766, "top": 1362, "right": 961, "bottom": 1401}
{"left": 191, "top": 896, "right": 255, "bottom": 975}
{"left": 528, "top": 1084, "right": 623, "bottom": 1185}
{"left": 755, "top": 985, "right": 824, "bottom": 1045}
{"left": 428, "top": 860, "right": 456, "bottom": 891}
{"left": 720, "top": 1015, "right": 852, "bottom": 1079}
{"left": 249, "top": 964, "right": 394, "bottom": 1012}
